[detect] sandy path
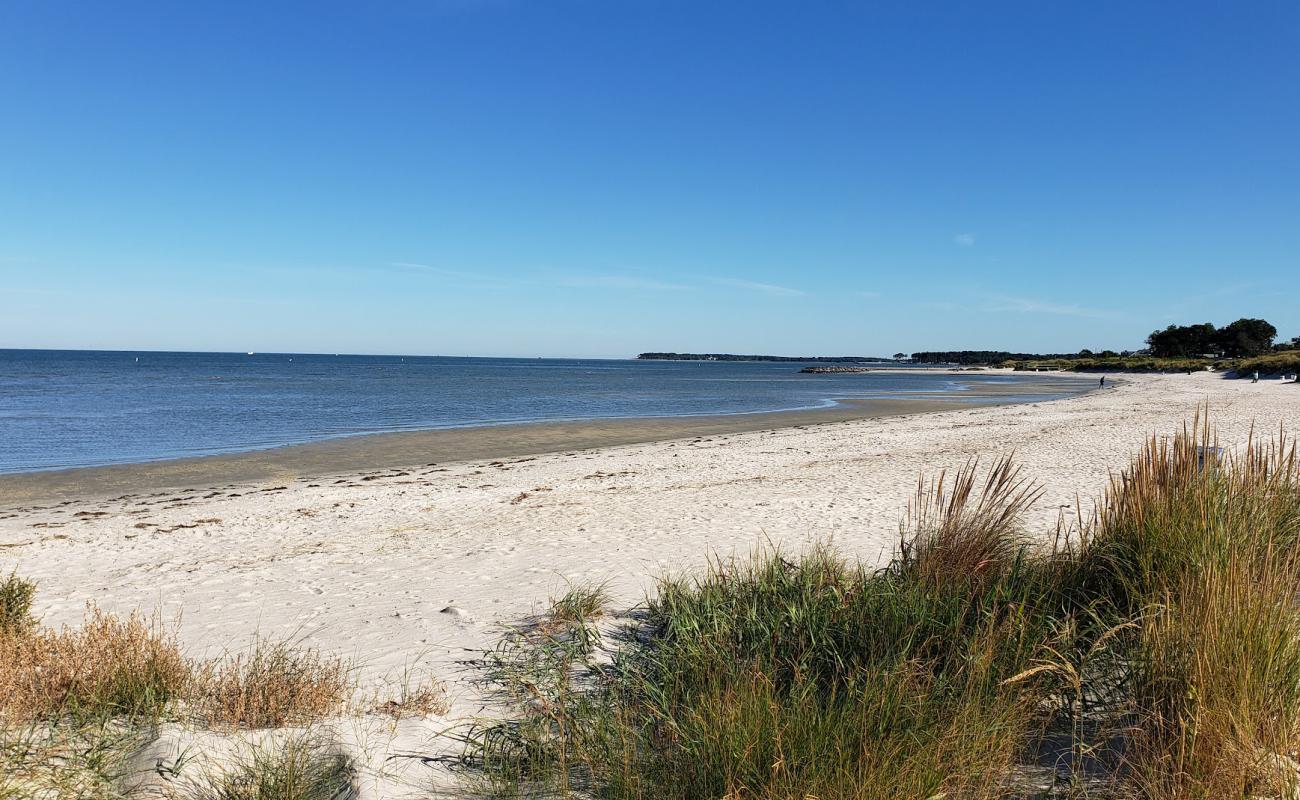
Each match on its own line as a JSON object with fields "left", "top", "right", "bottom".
{"left": 2, "top": 372, "right": 1297, "bottom": 711}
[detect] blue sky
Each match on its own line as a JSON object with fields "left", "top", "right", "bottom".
{"left": 2, "top": 1, "right": 1296, "bottom": 358}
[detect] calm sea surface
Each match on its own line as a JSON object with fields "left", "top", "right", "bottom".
{"left": 0, "top": 350, "right": 1083, "bottom": 473}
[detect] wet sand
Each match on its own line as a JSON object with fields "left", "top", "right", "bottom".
{"left": 0, "top": 372, "right": 1090, "bottom": 506}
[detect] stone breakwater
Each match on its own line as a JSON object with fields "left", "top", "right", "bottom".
{"left": 798, "top": 366, "right": 874, "bottom": 374}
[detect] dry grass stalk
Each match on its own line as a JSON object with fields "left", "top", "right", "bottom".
{"left": 1099, "top": 416, "right": 1300, "bottom": 798}
{"left": 370, "top": 676, "right": 449, "bottom": 720}
{"left": 195, "top": 636, "right": 354, "bottom": 729}
{"left": 902, "top": 455, "right": 1042, "bottom": 588}
{"left": 0, "top": 605, "right": 190, "bottom": 723}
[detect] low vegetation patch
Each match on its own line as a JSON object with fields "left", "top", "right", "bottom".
{"left": 464, "top": 417, "right": 1300, "bottom": 799}
{"left": 0, "top": 719, "right": 148, "bottom": 800}
{"left": 1008, "top": 351, "right": 1300, "bottom": 376}
{"left": 166, "top": 733, "right": 355, "bottom": 800}
{"left": 0, "top": 592, "right": 361, "bottom": 796}
{"left": 547, "top": 581, "right": 611, "bottom": 627}
{"left": 0, "top": 571, "right": 36, "bottom": 634}
{"left": 1235, "top": 351, "right": 1300, "bottom": 376}
{"left": 196, "top": 637, "right": 354, "bottom": 729}
{"left": 0, "top": 605, "right": 190, "bottom": 724}
{"left": 368, "top": 665, "right": 450, "bottom": 720}
{"left": 1010, "top": 356, "right": 1220, "bottom": 373}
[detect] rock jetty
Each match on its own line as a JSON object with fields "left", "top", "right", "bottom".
{"left": 799, "top": 366, "right": 874, "bottom": 374}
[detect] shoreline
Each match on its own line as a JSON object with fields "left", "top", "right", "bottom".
{"left": 0, "top": 372, "right": 1092, "bottom": 507}
{"left": 4, "top": 372, "right": 1299, "bottom": 785}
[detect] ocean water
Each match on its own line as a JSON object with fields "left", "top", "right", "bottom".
{"left": 0, "top": 350, "right": 1084, "bottom": 473}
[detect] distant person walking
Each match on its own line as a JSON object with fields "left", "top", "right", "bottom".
{"left": 1099, "top": 375, "right": 1106, "bottom": 388}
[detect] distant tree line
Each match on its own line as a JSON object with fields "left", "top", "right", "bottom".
{"left": 909, "top": 351, "right": 1081, "bottom": 365}
{"left": 642, "top": 319, "right": 1296, "bottom": 367}
{"left": 911, "top": 319, "right": 1294, "bottom": 365}
{"left": 1145, "top": 318, "right": 1279, "bottom": 358}
{"left": 637, "top": 353, "right": 889, "bottom": 362}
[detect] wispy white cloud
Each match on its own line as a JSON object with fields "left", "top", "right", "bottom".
{"left": 390, "top": 263, "right": 810, "bottom": 298}
{"left": 387, "top": 261, "right": 520, "bottom": 290}
{"left": 710, "top": 277, "right": 806, "bottom": 297}
{"left": 389, "top": 261, "right": 493, "bottom": 281}
{"left": 982, "top": 294, "right": 1112, "bottom": 319}
{"left": 954, "top": 233, "right": 975, "bottom": 247}
{"left": 561, "top": 275, "right": 689, "bottom": 291}
{"left": 0, "top": 286, "right": 60, "bottom": 295}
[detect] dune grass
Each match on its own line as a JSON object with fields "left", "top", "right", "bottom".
{"left": 0, "top": 571, "right": 36, "bottom": 634}
{"left": 547, "top": 581, "right": 612, "bottom": 627}
{"left": 464, "top": 419, "right": 1300, "bottom": 799}
{"left": 166, "top": 733, "right": 355, "bottom": 800}
{"left": 0, "top": 719, "right": 149, "bottom": 800}
{"left": 369, "top": 665, "right": 450, "bottom": 720}
{"left": 196, "top": 636, "right": 354, "bottom": 729}
{"left": 1010, "top": 356, "right": 1220, "bottom": 373}
{"left": 1235, "top": 351, "right": 1300, "bottom": 376}
{"left": 0, "top": 591, "right": 358, "bottom": 796}
{"left": 0, "top": 605, "right": 191, "bottom": 724}
{"left": 0, "top": 605, "right": 352, "bottom": 731}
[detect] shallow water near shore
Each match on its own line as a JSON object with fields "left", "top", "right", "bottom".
{"left": 0, "top": 349, "right": 1092, "bottom": 475}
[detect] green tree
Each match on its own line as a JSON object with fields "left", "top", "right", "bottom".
{"left": 1146, "top": 323, "right": 1218, "bottom": 358}
{"left": 1216, "top": 318, "right": 1277, "bottom": 357}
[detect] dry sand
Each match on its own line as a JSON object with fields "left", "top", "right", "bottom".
{"left": 2, "top": 370, "right": 1297, "bottom": 796}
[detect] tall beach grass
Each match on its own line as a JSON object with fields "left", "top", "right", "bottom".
{"left": 465, "top": 417, "right": 1300, "bottom": 799}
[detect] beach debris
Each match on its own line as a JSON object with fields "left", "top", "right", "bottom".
{"left": 440, "top": 605, "right": 472, "bottom": 623}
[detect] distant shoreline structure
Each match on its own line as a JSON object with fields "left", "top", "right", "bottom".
{"left": 637, "top": 352, "right": 894, "bottom": 363}
{"left": 799, "top": 365, "right": 877, "bottom": 374}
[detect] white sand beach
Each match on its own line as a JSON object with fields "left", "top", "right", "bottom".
{"left": 2, "top": 370, "right": 1298, "bottom": 795}
{"left": 4, "top": 371, "right": 1298, "bottom": 686}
